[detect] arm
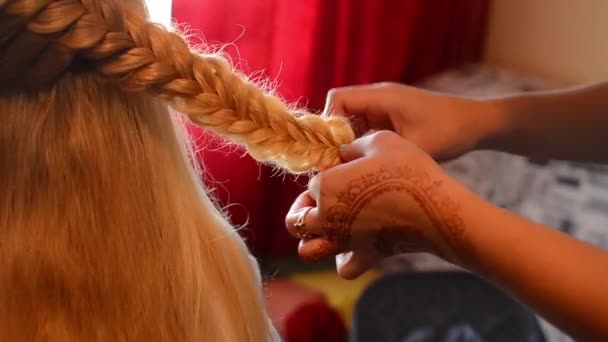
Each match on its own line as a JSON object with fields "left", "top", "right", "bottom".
{"left": 285, "top": 130, "right": 608, "bottom": 341}
{"left": 325, "top": 81, "right": 608, "bottom": 163}
{"left": 479, "top": 81, "right": 608, "bottom": 163}
{"left": 452, "top": 185, "right": 608, "bottom": 341}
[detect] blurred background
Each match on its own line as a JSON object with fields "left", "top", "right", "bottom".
{"left": 147, "top": 1, "right": 608, "bottom": 341}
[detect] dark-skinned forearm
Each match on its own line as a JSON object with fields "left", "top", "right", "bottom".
{"left": 477, "top": 82, "right": 608, "bottom": 163}
{"left": 451, "top": 189, "right": 608, "bottom": 341}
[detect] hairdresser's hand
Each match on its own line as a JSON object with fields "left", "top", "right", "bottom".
{"left": 286, "top": 131, "right": 473, "bottom": 279}
{"left": 325, "top": 83, "right": 500, "bottom": 161}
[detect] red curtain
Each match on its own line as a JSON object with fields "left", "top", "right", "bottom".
{"left": 173, "top": 0, "right": 490, "bottom": 258}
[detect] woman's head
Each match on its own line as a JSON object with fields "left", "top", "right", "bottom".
{"left": 0, "top": 0, "right": 356, "bottom": 340}
{"left": 0, "top": 57, "right": 274, "bottom": 341}
{"left": 0, "top": 0, "right": 354, "bottom": 172}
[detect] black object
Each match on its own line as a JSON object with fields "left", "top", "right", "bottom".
{"left": 351, "top": 272, "right": 545, "bottom": 342}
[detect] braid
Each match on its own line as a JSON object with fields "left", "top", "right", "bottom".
{"left": 1, "top": 0, "right": 355, "bottom": 172}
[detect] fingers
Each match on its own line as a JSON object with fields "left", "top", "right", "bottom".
{"left": 323, "top": 85, "right": 371, "bottom": 117}
{"left": 307, "top": 175, "right": 322, "bottom": 204}
{"left": 339, "top": 141, "right": 367, "bottom": 162}
{"left": 307, "top": 170, "right": 339, "bottom": 204}
{"left": 298, "top": 239, "right": 379, "bottom": 280}
{"left": 309, "top": 131, "right": 402, "bottom": 199}
{"left": 323, "top": 82, "right": 395, "bottom": 116}
{"left": 339, "top": 130, "right": 402, "bottom": 162}
{"left": 298, "top": 238, "right": 342, "bottom": 263}
{"left": 285, "top": 191, "right": 323, "bottom": 239}
{"left": 324, "top": 83, "right": 399, "bottom": 137}
{"left": 286, "top": 192, "right": 345, "bottom": 263}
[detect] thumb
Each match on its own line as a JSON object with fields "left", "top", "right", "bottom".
{"left": 338, "top": 143, "right": 362, "bottom": 163}
{"left": 339, "top": 130, "right": 386, "bottom": 162}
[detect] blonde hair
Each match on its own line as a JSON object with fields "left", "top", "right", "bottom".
{"left": 1, "top": 0, "right": 354, "bottom": 172}
{"left": 0, "top": 0, "right": 354, "bottom": 341}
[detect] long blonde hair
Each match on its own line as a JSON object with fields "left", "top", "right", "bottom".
{"left": 0, "top": 0, "right": 354, "bottom": 341}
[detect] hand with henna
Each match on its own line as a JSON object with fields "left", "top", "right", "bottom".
{"left": 285, "top": 130, "right": 474, "bottom": 280}
{"left": 286, "top": 132, "right": 608, "bottom": 340}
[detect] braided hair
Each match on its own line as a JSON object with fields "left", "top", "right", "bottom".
{"left": 0, "top": 0, "right": 355, "bottom": 172}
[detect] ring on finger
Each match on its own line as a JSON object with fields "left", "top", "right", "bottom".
{"left": 294, "top": 207, "right": 314, "bottom": 239}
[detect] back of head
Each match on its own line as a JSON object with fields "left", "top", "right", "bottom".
{"left": 0, "top": 0, "right": 336, "bottom": 340}
{"left": 0, "top": 72, "right": 273, "bottom": 341}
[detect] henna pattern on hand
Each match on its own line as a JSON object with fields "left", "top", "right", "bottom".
{"left": 322, "top": 166, "right": 471, "bottom": 263}
{"left": 300, "top": 239, "right": 338, "bottom": 263}
{"left": 373, "top": 225, "right": 428, "bottom": 257}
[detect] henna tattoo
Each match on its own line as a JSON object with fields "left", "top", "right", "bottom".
{"left": 322, "top": 166, "right": 471, "bottom": 262}
{"left": 373, "top": 225, "right": 428, "bottom": 257}
{"left": 300, "top": 239, "right": 338, "bottom": 263}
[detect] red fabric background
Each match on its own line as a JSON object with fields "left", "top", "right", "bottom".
{"left": 173, "top": 0, "right": 490, "bottom": 258}
{"left": 264, "top": 279, "right": 346, "bottom": 342}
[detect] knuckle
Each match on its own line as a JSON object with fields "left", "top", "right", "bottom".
{"left": 325, "top": 88, "right": 348, "bottom": 115}
{"left": 284, "top": 213, "right": 295, "bottom": 230}
{"left": 375, "top": 81, "right": 395, "bottom": 89}
{"left": 368, "top": 130, "right": 399, "bottom": 145}
{"left": 326, "top": 87, "right": 344, "bottom": 102}
{"left": 375, "top": 81, "right": 400, "bottom": 92}
{"left": 309, "top": 173, "right": 328, "bottom": 198}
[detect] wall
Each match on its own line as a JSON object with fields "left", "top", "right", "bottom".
{"left": 484, "top": 0, "right": 608, "bottom": 84}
